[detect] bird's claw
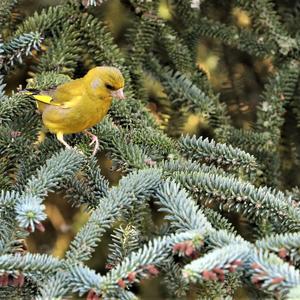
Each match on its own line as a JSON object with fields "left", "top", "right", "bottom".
{"left": 89, "top": 135, "right": 99, "bottom": 156}
{"left": 84, "top": 131, "right": 100, "bottom": 156}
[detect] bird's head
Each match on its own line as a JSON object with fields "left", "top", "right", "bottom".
{"left": 84, "top": 66, "right": 125, "bottom": 100}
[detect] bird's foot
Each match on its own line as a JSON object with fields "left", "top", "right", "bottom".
{"left": 85, "top": 131, "right": 99, "bottom": 156}
{"left": 89, "top": 135, "right": 99, "bottom": 156}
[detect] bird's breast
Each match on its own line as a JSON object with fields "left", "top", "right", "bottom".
{"left": 83, "top": 97, "right": 112, "bottom": 128}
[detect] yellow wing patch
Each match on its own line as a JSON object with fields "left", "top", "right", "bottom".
{"left": 25, "top": 92, "right": 61, "bottom": 106}
{"left": 33, "top": 94, "right": 53, "bottom": 104}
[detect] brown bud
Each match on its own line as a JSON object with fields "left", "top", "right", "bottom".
{"left": 232, "top": 259, "right": 243, "bottom": 266}
{"left": 173, "top": 243, "right": 183, "bottom": 252}
{"left": 218, "top": 273, "right": 225, "bottom": 282}
{"left": 127, "top": 272, "right": 137, "bottom": 283}
{"left": 0, "top": 274, "right": 8, "bottom": 286}
{"left": 271, "top": 277, "right": 284, "bottom": 284}
{"left": 228, "top": 265, "right": 238, "bottom": 273}
{"left": 213, "top": 268, "right": 224, "bottom": 275}
{"left": 202, "top": 270, "right": 211, "bottom": 281}
{"left": 145, "top": 265, "right": 159, "bottom": 276}
{"left": 251, "top": 263, "right": 262, "bottom": 270}
{"left": 117, "top": 279, "right": 126, "bottom": 289}
{"left": 202, "top": 270, "right": 217, "bottom": 281}
{"left": 105, "top": 263, "right": 114, "bottom": 270}
{"left": 86, "top": 289, "right": 99, "bottom": 300}
{"left": 184, "top": 244, "right": 196, "bottom": 256}
{"left": 278, "top": 248, "right": 288, "bottom": 258}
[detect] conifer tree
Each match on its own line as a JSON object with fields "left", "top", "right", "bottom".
{"left": 1, "top": 0, "right": 300, "bottom": 299}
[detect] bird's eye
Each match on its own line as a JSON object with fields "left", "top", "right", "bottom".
{"left": 105, "top": 84, "right": 114, "bottom": 90}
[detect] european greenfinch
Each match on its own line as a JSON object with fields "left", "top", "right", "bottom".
{"left": 26, "top": 67, "right": 125, "bottom": 155}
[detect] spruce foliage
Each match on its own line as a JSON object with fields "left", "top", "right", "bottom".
{"left": 1, "top": 0, "right": 300, "bottom": 299}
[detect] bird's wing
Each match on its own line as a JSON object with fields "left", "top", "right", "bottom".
{"left": 24, "top": 88, "right": 61, "bottom": 107}
{"left": 24, "top": 79, "right": 84, "bottom": 108}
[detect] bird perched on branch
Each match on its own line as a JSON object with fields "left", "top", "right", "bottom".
{"left": 26, "top": 67, "right": 125, "bottom": 155}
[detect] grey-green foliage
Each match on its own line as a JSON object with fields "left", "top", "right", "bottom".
{"left": 174, "top": 170, "right": 300, "bottom": 231}
{"left": 37, "top": 25, "right": 81, "bottom": 75}
{"left": 179, "top": 135, "right": 258, "bottom": 175}
{"left": 64, "top": 157, "right": 109, "bottom": 208}
{"left": 1, "top": 0, "right": 300, "bottom": 299}
{"left": 183, "top": 244, "right": 250, "bottom": 283}
{"left": 155, "top": 179, "right": 213, "bottom": 234}
{"left": 2, "top": 32, "right": 42, "bottom": 71}
{"left": 256, "top": 233, "right": 300, "bottom": 265}
{"left": 65, "top": 169, "right": 162, "bottom": 264}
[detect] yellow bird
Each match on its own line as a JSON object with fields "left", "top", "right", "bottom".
{"left": 26, "top": 67, "right": 125, "bottom": 155}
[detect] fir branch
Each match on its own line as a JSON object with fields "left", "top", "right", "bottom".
{"left": 35, "top": 273, "right": 69, "bottom": 300}
{"left": 14, "top": 149, "right": 85, "bottom": 231}
{"left": 183, "top": 244, "right": 249, "bottom": 283}
{"left": 68, "top": 266, "right": 102, "bottom": 297}
{"left": 155, "top": 179, "right": 213, "bottom": 234}
{"left": 178, "top": 135, "right": 258, "bottom": 175}
{"left": 93, "top": 118, "right": 148, "bottom": 170}
{"left": 125, "top": 13, "right": 162, "bottom": 101}
{"left": 189, "top": 17, "right": 275, "bottom": 58}
{"left": 158, "top": 24, "right": 194, "bottom": 73}
{"left": 206, "top": 230, "right": 249, "bottom": 252}
{"left": 65, "top": 169, "right": 162, "bottom": 263}
{"left": 257, "top": 60, "right": 300, "bottom": 144}
{"left": 15, "top": 4, "right": 76, "bottom": 36}
{"left": 248, "top": 250, "right": 300, "bottom": 296}
{"left": 64, "top": 157, "right": 109, "bottom": 208}
{"left": 235, "top": 0, "right": 299, "bottom": 55}
{"left": 215, "top": 127, "right": 279, "bottom": 186}
{"left": 23, "top": 149, "right": 85, "bottom": 199}
{"left": 107, "top": 225, "right": 141, "bottom": 269}
{"left": 162, "top": 259, "right": 189, "bottom": 298}
{"left": 0, "top": 253, "right": 61, "bottom": 277}
{"left": 26, "top": 71, "right": 71, "bottom": 90}
{"left": 160, "top": 158, "right": 227, "bottom": 177}
{"left": 202, "top": 208, "right": 236, "bottom": 233}
{"left": 193, "top": 272, "right": 242, "bottom": 299}
{"left": 126, "top": 0, "right": 159, "bottom": 12}
{"left": 100, "top": 231, "right": 202, "bottom": 297}
{"left": 171, "top": 0, "right": 198, "bottom": 28}
{"left": 2, "top": 32, "right": 43, "bottom": 71}
{"left": 215, "top": 127, "right": 273, "bottom": 153}
{"left": 78, "top": 14, "right": 132, "bottom": 88}
{"left": 0, "top": 190, "right": 19, "bottom": 208}
{"left": 37, "top": 24, "right": 81, "bottom": 76}
{"left": 129, "top": 126, "right": 179, "bottom": 161}
{"left": 150, "top": 63, "right": 215, "bottom": 116}
{"left": 256, "top": 233, "right": 300, "bottom": 265}
{"left": 173, "top": 171, "right": 300, "bottom": 231}
{"left": 109, "top": 97, "right": 157, "bottom": 129}
{"left": 126, "top": 13, "right": 162, "bottom": 69}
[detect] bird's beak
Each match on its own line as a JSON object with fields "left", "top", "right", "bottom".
{"left": 111, "top": 88, "right": 125, "bottom": 100}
